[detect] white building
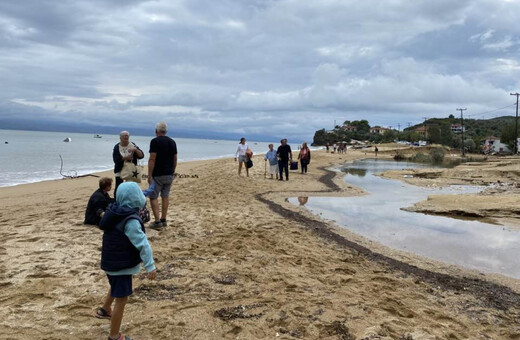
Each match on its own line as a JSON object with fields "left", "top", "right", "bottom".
{"left": 482, "top": 137, "right": 511, "bottom": 154}
{"left": 450, "top": 124, "right": 466, "bottom": 133}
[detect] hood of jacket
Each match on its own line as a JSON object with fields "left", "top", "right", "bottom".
{"left": 99, "top": 182, "right": 146, "bottom": 230}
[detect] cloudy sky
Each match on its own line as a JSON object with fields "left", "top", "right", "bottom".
{"left": 1, "top": 0, "right": 519, "bottom": 141}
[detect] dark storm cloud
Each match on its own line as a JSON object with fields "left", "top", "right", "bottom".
{"left": 1, "top": 0, "right": 519, "bottom": 140}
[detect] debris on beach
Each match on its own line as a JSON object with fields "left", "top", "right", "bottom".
{"left": 211, "top": 273, "right": 237, "bottom": 285}
{"left": 214, "top": 303, "right": 266, "bottom": 321}
{"left": 323, "top": 320, "right": 354, "bottom": 340}
{"left": 134, "top": 283, "right": 177, "bottom": 300}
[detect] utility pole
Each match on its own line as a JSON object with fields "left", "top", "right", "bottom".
{"left": 422, "top": 117, "right": 428, "bottom": 140}
{"left": 457, "top": 108, "right": 467, "bottom": 157}
{"left": 397, "top": 123, "right": 401, "bottom": 131}
{"left": 511, "top": 93, "right": 519, "bottom": 154}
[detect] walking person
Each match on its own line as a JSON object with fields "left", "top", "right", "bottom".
{"left": 235, "top": 138, "right": 250, "bottom": 177}
{"left": 264, "top": 144, "right": 278, "bottom": 180}
{"left": 147, "top": 122, "right": 177, "bottom": 229}
{"left": 298, "top": 142, "right": 311, "bottom": 174}
{"left": 374, "top": 146, "right": 379, "bottom": 157}
{"left": 112, "top": 131, "right": 144, "bottom": 199}
{"left": 95, "top": 182, "right": 156, "bottom": 340}
{"left": 277, "top": 139, "right": 292, "bottom": 181}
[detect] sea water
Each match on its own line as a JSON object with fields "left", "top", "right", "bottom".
{"left": 0, "top": 129, "right": 277, "bottom": 187}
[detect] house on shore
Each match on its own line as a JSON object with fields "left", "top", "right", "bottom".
{"left": 482, "top": 136, "right": 511, "bottom": 154}
{"left": 341, "top": 125, "right": 358, "bottom": 132}
{"left": 450, "top": 124, "right": 466, "bottom": 133}
{"left": 414, "top": 126, "right": 428, "bottom": 137}
{"left": 369, "top": 126, "right": 390, "bottom": 134}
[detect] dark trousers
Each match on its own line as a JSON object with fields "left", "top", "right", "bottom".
{"left": 278, "top": 160, "right": 289, "bottom": 180}
{"left": 300, "top": 160, "right": 308, "bottom": 173}
{"left": 114, "top": 176, "right": 124, "bottom": 199}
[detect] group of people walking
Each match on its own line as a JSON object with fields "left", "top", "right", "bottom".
{"left": 235, "top": 138, "right": 311, "bottom": 181}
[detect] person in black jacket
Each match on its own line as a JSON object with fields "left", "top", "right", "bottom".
{"left": 113, "top": 131, "right": 144, "bottom": 198}
{"left": 277, "top": 138, "right": 292, "bottom": 181}
{"left": 84, "top": 177, "right": 114, "bottom": 226}
{"left": 96, "top": 182, "right": 156, "bottom": 340}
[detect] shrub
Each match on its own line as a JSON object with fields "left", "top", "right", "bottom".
{"left": 429, "top": 148, "right": 446, "bottom": 163}
{"left": 394, "top": 151, "right": 406, "bottom": 161}
{"left": 412, "top": 152, "right": 430, "bottom": 163}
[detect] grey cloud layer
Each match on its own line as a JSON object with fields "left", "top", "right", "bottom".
{"left": 1, "top": 0, "right": 519, "bottom": 140}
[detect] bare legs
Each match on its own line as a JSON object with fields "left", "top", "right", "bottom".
{"left": 238, "top": 161, "right": 249, "bottom": 177}
{"left": 102, "top": 288, "right": 128, "bottom": 339}
{"left": 150, "top": 198, "right": 160, "bottom": 222}
{"left": 150, "top": 197, "right": 169, "bottom": 222}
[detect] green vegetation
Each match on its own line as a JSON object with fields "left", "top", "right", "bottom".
{"left": 429, "top": 148, "right": 446, "bottom": 163}
{"left": 312, "top": 115, "right": 517, "bottom": 153}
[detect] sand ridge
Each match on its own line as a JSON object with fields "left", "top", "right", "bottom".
{"left": 0, "top": 150, "right": 519, "bottom": 339}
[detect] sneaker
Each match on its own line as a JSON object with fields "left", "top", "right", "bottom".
{"left": 160, "top": 219, "right": 167, "bottom": 227}
{"left": 149, "top": 221, "right": 164, "bottom": 229}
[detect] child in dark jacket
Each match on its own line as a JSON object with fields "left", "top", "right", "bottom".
{"left": 95, "top": 182, "right": 156, "bottom": 340}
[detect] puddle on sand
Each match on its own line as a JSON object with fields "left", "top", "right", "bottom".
{"left": 290, "top": 159, "right": 520, "bottom": 279}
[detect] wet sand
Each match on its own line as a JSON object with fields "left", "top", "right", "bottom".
{"left": 0, "top": 150, "right": 519, "bottom": 339}
{"left": 379, "top": 156, "right": 520, "bottom": 228}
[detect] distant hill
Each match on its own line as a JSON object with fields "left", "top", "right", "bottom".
{"left": 0, "top": 118, "right": 278, "bottom": 142}
{"left": 405, "top": 116, "right": 515, "bottom": 140}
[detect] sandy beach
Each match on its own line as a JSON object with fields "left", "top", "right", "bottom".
{"left": 0, "top": 149, "right": 519, "bottom": 339}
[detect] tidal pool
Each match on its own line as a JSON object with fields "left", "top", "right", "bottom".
{"left": 289, "top": 159, "right": 520, "bottom": 279}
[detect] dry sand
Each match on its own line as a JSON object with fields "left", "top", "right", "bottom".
{"left": 0, "top": 150, "right": 519, "bottom": 339}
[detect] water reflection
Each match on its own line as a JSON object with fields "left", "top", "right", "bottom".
{"left": 290, "top": 159, "right": 520, "bottom": 279}
{"left": 342, "top": 168, "right": 367, "bottom": 177}
{"left": 297, "top": 196, "right": 309, "bottom": 206}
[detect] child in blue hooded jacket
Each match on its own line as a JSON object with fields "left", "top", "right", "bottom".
{"left": 96, "top": 182, "right": 156, "bottom": 340}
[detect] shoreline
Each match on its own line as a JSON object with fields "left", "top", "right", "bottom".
{"left": 1, "top": 149, "right": 519, "bottom": 339}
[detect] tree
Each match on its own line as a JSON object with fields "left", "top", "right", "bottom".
{"left": 500, "top": 123, "right": 519, "bottom": 150}
{"left": 382, "top": 129, "right": 398, "bottom": 143}
{"left": 464, "top": 139, "right": 476, "bottom": 153}
{"left": 343, "top": 120, "right": 351, "bottom": 126}
{"left": 351, "top": 120, "right": 370, "bottom": 133}
{"left": 427, "top": 125, "right": 441, "bottom": 144}
{"left": 439, "top": 123, "right": 453, "bottom": 146}
{"left": 448, "top": 114, "right": 455, "bottom": 119}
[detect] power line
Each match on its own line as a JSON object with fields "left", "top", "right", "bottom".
{"left": 466, "top": 103, "right": 516, "bottom": 119}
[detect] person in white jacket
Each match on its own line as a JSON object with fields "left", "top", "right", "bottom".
{"left": 235, "top": 137, "right": 250, "bottom": 177}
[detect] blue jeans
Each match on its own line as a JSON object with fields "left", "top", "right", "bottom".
{"left": 278, "top": 160, "right": 289, "bottom": 180}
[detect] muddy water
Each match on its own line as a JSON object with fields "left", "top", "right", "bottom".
{"left": 290, "top": 159, "right": 520, "bottom": 279}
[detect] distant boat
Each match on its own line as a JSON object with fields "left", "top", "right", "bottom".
{"left": 63, "top": 137, "right": 71, "bottom": 142}
{"left": 94, "top": 134, "right": 102, "bottom": 138}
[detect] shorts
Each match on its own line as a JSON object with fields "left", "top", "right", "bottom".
{"left": 149, "top": 175, "right": 174, "bottom": 199}
{"left": 238, "top": 155, "right": 247, "bottom": 163}
{"left": 107, "top": 274, "right": 133, "bottom": 298}
{"left": 269, "top": 164, "right": 278, "bottom": 175}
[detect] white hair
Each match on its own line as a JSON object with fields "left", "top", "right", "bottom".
{"left": 120, "top": 130, "right": 130, "bottom": 137}
{"left": 155, "top": 122, "right": 168, "bottom": 133}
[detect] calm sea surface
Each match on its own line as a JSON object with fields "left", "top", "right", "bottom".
{"left": 0, "top": 129, "right": 277, "bottom": 187}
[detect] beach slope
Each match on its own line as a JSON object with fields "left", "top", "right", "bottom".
{"left": 0, "top": 150, "right": 518, "bottom": 339}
